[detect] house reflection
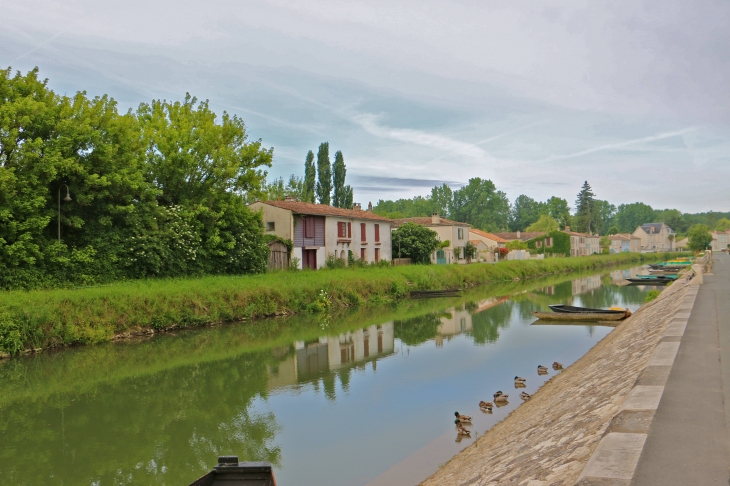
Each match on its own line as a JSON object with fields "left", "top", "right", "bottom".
{"left": 266, "top": 323, "right": 395, "bottom": 391}
{"left": 435, "top": 297, "right": 509, "bottom": 347}
{"left": 571, "top": 275, "right": 602, "bottom": 295}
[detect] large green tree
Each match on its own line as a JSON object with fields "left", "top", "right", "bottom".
{"left": 509, "top": 194, "right": 542, "bottom": 231}
{"left": 430, "top": 184, "right": 453, "bottom": 217}
{"left": 688, "top": 224, "right": 712, "bottom": 251}
{"left": 451, "top": 178, "right": 510, "bottom": 231}
{"left": 593, "top": 200, "right": 616, "bottom": 235}
{"left": 315, "top": 142, "right": 332, "bottom": 205}
{"left": 331, "top": 150, "right": 353, "bottom": 208}
{"left": 614, "top": 202, "right": 655, "bottom": 233}
{"left": 574, "top": 181, "right": 596, "bottom": 233}
{"left": 526, "top": 214, "right": 559, "bottom": 232}
{"left": 303, "top": 150, "right": 316, "bottom": 203}
{"left": 391, "top": 222, "right": 440, "bottom": 264}
{"left": 543, "top": 196, "right": 572, "bottom": 229}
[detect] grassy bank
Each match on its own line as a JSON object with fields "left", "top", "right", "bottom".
{"left": 0, "top": 252, "right": 680, "bottom": 355}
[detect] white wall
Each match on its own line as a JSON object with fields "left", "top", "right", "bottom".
{"left": 324, "top": 217, "right": 392, "bottom": 264}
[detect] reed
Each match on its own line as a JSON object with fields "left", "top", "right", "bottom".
{"left": 0, "top": 252, "right": 681, "bottom": 355}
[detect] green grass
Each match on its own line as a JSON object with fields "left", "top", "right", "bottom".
{"left": 0, "top": 252, "right": 681, "bottom": 355}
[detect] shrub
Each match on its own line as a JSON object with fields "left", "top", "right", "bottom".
{"left": 645, "top": 290, "right": 662, "bottom": 303}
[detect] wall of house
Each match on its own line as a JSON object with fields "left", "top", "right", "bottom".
{"left": 249, "top": 202, "right": 294, "bottom": 240}
{"left": 324, "top": 218, "right": 393, "bottom": 264}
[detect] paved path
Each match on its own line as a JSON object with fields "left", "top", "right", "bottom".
{"left": 630, "top": 253, "right": 730, "bottom": 485}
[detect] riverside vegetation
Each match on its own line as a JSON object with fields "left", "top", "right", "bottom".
{"left": 0, "top": 252, "right": 680, "bottom": 356}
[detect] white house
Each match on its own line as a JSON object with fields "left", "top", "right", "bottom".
{"left": 249, "top": 198, "right": 393, "bottom": 269}
{"left": 392, "top": 213, "right": 470, "bottom": 264}
{"left": 608, "top": 234, "right": 642, "bottom": 253}
{"left": 711, "top": 230, "right": 730, "bottom": 251}
{"left": 633, "top": 223, "right": 676, "bottom": 251}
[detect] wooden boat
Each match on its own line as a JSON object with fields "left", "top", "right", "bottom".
{"left": 189, "top": 456, "right": 276, "bottom": 486}
{"left": 548, "top": 304, "right": 626, "bottom": 315}
{"left": 636, "top": 274, "right": 677, "bottom": 280}
{"left": 411, "top": 289, "right": 461, "bottom": 298}
{"left": 532, "top": 311, "right": 628, "bottom": 321}
{"left": 626, "top": 278, "right": 670, "bottom": 285}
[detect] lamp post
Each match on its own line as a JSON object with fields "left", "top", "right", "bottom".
{"left": 58, "top": 184, "right": 72, "bottom": 243}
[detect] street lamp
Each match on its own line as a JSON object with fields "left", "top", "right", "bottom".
{"left": 58, "top": 184, "right": 72, "bottom": 243}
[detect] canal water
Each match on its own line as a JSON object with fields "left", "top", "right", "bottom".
{"left": 0, "top": 267, "right": 657, "bottom": 485}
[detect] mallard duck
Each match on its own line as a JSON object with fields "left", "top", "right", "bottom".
{"left": 479, "top": 401, "right": 493, "bottom": 412}
{"left": 553, "top": 361, "right": 564, "bottom": 370}
{"left": 454, "top": 411, "right": 472, "bottom": 422}
{"left": 514, "top": 376, "right": 526, "bottom": 384}
{"left": 454, "top": 420, "right": 471, "bottom": 435}
{"left": 537, "top": 365, "right": 549, "bottom": 374}
{"left": 520, "top": 391, "right": 531, "bottom": 401}
{"left": 494, "top": 392, "right": 509, "bottom": 402}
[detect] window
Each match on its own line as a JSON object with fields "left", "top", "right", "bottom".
{"left": 536, "top": 240, "right": 542, "bottom": 248}
{"left": 457, "top": 228, "right": 464, "bottom": 240}
{"left": 545, "top": 237, "right": 553, "bottom": 247}
{"left": 304, "top": 217, "right": 315, "bottom": 238}
{"left": 347, "top": 222, "right": 352, "bottom": 238}
{"left": 361, "top": 223, "right": 367, "bottom": 242}
{"left": 375, "top": 224, "right": 380, "bottom": 242}
{"left": 337, "top": 222, "right": 348, "bottom": 238}
{"left": 375, "top": 248, "right": 380, "bottom": 262}
{"left": 266, "top": 222, "right": 275, "bottom": 231}
{"left": 361, "top": 248, "right": 366, "bottom": 260}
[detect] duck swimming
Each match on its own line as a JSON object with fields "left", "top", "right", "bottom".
{"left": 514, "top": 376, "right": 526, "bottom": 384}
{"left": 537, "top": 365, "right": 549, "bottom": 374}
{"left": 553, "top": 362, "right": 564, "bottom": 370}
{"left": 494, "top": 392, "right": 509, "bottom": 402}
{"left": 520, "top": 391, "right": 531, "bottom": 401}
{"left": 479, "top": 401, "right": 493, "bottom": 412}
{"left": 454, "top": 411, "right": 472, "bottom": 422}
{"left": 454, "top": 420, "right": 471, "bottom": 435}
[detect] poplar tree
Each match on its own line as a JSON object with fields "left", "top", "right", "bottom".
{"left": 575, "top": 181, "right": 596, "bottom": 234}
{"left": 315, "top": 142, "right": 332, "bottom": 205}
{"left": 303, "top": 150, "right": 316, "bottom": 203}
{"left": 332, "top": 150, "right": 347, "bottom": 207}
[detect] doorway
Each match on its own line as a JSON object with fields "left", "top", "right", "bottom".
{"left": 302, "top": 249, "right": 317, "bottom": 269}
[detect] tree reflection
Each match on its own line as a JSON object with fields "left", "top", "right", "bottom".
{"left": 470, "top": 301, "right": 514, "bottom": 344}
{"left": 393, "top": 313, "right": 445, "bottom": 346}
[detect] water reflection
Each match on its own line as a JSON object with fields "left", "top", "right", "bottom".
{"left": 0, "top": 266, "right": 653, "bottom": 486}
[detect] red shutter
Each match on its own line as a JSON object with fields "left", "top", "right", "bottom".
{"left": 375, "top": 248, "right": 380, "bottom": 262}
{"left": 375, "top": 224, "right": 380, "bottom": 242}
{"left": 347, "top": 222, "right": 351, "bottom": 238}
{"left": 361, "top": 248, "right": 366, "bottom": 260}
{"left": 361, "top": 223, "right": 367, "bottom": 242}
{"left": 338, "top": 222, "right": 345, "bottom": 238}
{"left": 305, "top": 218, "right": 315, "bottom": 238}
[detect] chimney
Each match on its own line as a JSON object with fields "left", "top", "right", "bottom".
{"left": 353, "top": 203, "right": 362, "bottom": 211}
{"left": 367, "top": 202, "right": 373, "bottom": 212}
{"left": 431, "top": 212, "right": 440, "bottom": 224}
{"left": 284, "top": 195, "right": 297, "bottom": 202}
{"left": 565, "top": 226, "right": 571, "bottom": 232}
{"left": 516, "top": 230, "right": 521, "bottom": 239}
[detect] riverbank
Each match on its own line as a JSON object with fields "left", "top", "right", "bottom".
{"left": 421, "top": 270, "right": 690, "bottom": 485}
{"left": 0, "top": 252, "right": 679, "bottom": 356}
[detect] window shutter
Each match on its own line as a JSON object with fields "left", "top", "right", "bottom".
{"left": 361, "top": 223, "right": 367, "bottom": 242}
{"left": 375, "top": 224, "right": 380, "bottom": 242}
{"left": 347, "top": 222, "right": 352, "bottom": 238}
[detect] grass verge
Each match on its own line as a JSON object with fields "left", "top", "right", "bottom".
{"left": 0, "top": 252, "right": 681, "bottom": 355}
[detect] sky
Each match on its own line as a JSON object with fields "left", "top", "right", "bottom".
{"left": 1, "top": 0, "right": 729, "bottom": 212}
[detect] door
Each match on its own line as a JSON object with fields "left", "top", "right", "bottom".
{"left": 303, "top": 249, "right": 317, "bottom": 269}
{"left": 436, "top": 249, "right": 446, "bottom": 265}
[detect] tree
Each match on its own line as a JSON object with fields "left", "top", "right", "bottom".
{"left": 594, "top": 200, "right": 616, "bottom": 235}
{"left": 688, "top": 224, "right": 712, "bottom": 251}
{"left": 332, "top": 150, "right": 348, "bottom": 208}
{"left": 574, "top": 181, "right": 596, "bottom": 234}
{"left": 606, "top": 225, "right": 620, "bottom": 235}
{"left": 600, "top": 236, "right": 611, "bottom": 254}
{"left": 451, "top": 178, "right": 510, "bottom": 231}
{"left": 303, "top": 150, "right": 316, "bottom": 203}
{"left": 315, "top": 142, "right": 332, "bottom": 205}
{"left": 526, "top": 215, "right": 559, "bottom": 232}
{"left": 543, "top": 197, "right": 571, "bottom": 229}
{"left": 464, "top": 241, "right": 477, "bottom": 262}
{"left": 614, "top": 202, "right": 655, "bottom": 233}
{"left": 505, "top": 240, "right": 528, "bottom": 251}
{"left": 509, "top": 195, "right": 541, "bottom": 231}
{"left": 390, "top": 222, "right": 439, "bottom": 264}
{"left": 430, "top": 184, "right": 453, "bottom": 218}
{"left": 654, "top": 208, "right": 686, "bottom": 233}
{"left": 715, "top": 218, "right": 730, "bottom": 232}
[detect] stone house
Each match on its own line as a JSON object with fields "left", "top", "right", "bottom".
{"left": 711, "top": 230, "right": 730, "bottom": 251}
{"left": 393, "top": 213, "right": 470, "bottom": 264}
{"left": 633, "top": 223, "right": 676, "bottom": 251}
{"left": 562, "top": 227, "right": 601, "bottom": 256}
{"left": 493, "top": 230, "right": 546, "bottom": 243}
{"left": 468, "top": 229, "right": 509, "bottom": 262}
{"left": 608, "top": 234, "right": 642, "bottom": 253}
{"left": 249, "top": 198, "right": 393, "bottom": 269}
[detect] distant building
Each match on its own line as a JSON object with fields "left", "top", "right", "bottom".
{"left": 711, "top": 230, "right": 730, "bottom": 251}
{"left": 562, "top": 227, "right": 601, "bottom": 256}
{"left": 608, "top": 234, "right": 642, "bottom": 253}
{"left": 249, "top": 198, "right": 393, "bottom": 269}
{"left": 468, "top": 229, "right": 509, "bottom": 262}
{"left": 633, "top": 223, "right": 676, "bottom": 251}
{"left": 675, "top": 237, "right": 689, "bottom": 251}
{"left": 493, "top": 230, "right": 546, "bottom": 242}
{"left": 393, "top": 213, "right": 470, "bottom": 264}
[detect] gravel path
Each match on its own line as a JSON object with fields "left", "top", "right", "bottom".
{"left": 421, "top": 279, "right": 689, "bottom": 486}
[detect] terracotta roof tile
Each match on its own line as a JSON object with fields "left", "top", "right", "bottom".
{"left": 257, "top": 200, "right": 393, "bottom": 222}
{"left": 493, "top": 231, "right": 546, "bottom": 241}
{"left": 392, "top": 217, "right": 470, "bottom": 227}
{"left": 469, "top": 228, "right": 509, "bottom": 243}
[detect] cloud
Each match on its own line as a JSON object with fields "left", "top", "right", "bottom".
{"left": 352, "top": 113, "right": 492, "bottom": 160}
{"left": 537, "top": 127, "right": 699, "bottom": 163}
{"left": 350, "top": 175, "right": 463, "bottom": 188}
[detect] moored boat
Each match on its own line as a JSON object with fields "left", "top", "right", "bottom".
{"left": 626, "top": 278, "right": 671, "bottom": 285}
{"left": 548, "top": 304, "right": 627, "bottom": 315}
{"left": 532, "top": 311, "right": 628, "bottom": 321}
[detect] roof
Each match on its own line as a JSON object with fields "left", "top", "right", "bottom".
{"left": 561, "top": 230, "right": 593, "bottom": 237}
{"left": 640, "top": 222, "right": 674, "bottom": 234}
{"left": 392, "top": 216, "right": 470, "bottom": 227}
{"left": 493, "top": 231, "right": 546, "bottom": 241}
{"left": 468, "top": 239, "right": 489, "bottom": 247}
{"left": 255, "top": 200, "right": 393, "bottom": 223}
{"left": 608, "top": 233, "right": 640, "bottom": 241}
{"left": 469, "top": 228, "right": 509, "bottom": 243}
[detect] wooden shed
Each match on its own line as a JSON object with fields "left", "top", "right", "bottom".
{"left": 268, "top": 240, "right": 290, "bottom": 271}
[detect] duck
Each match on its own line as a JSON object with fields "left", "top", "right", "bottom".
{"left": 537, "top": 365, "right": 549, "bottom": 374}
{"left": 494, "top": 392, "right": 509, "bottom": 402}
{"left": 520, "top": 391, "right": 531, "bottom": 401}
{"left": 479, "top": 401, "right": 493, "bottom": 412}
{"left": 454, "top": 411, "right": 472, "bottom": 422}
{"left": 553, "top": 361, "right": 564, "bottom": 370}
{"left": 454, "top": 420, "right": 471, "bottom": 435}
{"left": 514, "top": 376, "right": 526, "bottom": 384}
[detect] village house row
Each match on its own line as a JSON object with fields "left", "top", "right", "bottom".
{"left": 250, "top": 198, "right": 727, "bottom": 270}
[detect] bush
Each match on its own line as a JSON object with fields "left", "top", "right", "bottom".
{"left": 645, "top": 290, "right": 662, "bottom": 303}
{"left": 0, "top": 313, "right": 23, "bottom": 355}
{"left": 391, "top": 222, "right": 440, "bottom": 264}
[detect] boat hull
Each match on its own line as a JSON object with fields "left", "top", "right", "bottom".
{"left": 532, "top": 311, "right": 627, "bottom": 321}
